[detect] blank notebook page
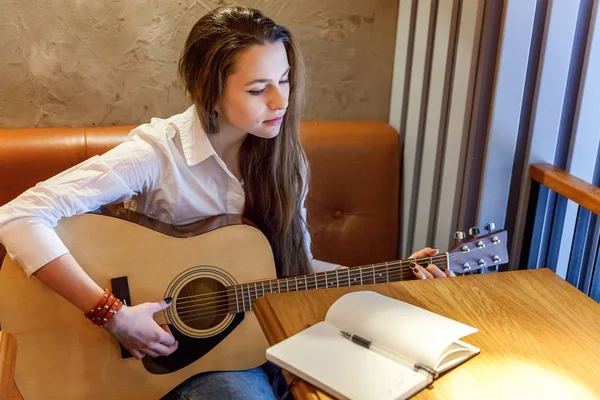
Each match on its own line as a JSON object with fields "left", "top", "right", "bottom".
{"left": 266, "top": 322, "right": 427, "bottom": 400}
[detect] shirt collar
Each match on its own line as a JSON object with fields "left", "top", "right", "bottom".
{"left": 179, "top": 105, "right": 217, "bottom": 167}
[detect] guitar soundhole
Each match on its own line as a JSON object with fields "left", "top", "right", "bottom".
{"left": 175, "top": 277, "right": 228, "bottom": 330}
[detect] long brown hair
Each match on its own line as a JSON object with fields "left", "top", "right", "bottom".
{"left": 178, "top": 5, "right": 311, "bottom": 277}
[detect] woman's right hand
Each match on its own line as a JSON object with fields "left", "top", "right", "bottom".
{"left": 104, "top": 298, "right": 179, "bottom": 359}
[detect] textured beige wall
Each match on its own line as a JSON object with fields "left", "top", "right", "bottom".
{"left": 0, "top": 0, "right": 398, "bottom": 128}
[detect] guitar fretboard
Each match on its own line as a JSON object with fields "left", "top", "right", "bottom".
{"left": 229, "top": 257, "right": 449, "bottom": 313}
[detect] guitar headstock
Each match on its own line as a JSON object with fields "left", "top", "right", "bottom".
{"left": 447, "top": 229, "right": 509, "bottom": 274}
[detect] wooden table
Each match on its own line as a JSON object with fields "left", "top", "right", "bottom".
{"left": 254, "top": 268, "right": 600, "bottom": 399}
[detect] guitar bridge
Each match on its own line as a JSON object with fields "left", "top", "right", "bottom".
{"left": 111, "top": 276, "right": 133, "bottom": 359}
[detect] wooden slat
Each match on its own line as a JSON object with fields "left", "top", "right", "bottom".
{"left": 477, "top": 1, "right": 538, "bottom": 230}
{"left": 434, "top": 0, "right": 485, "bottom": 250}
{"left": 511, "top": 0, "right": 582, "bottom": 272}
{"left": 554, "top": 0, "right": 600, "bottom": 277}
{"left": 389, "top": 0, "right": 417, "bottom": 259}
{"left": 389, "top": 0, "right": 416, "bottom": 133}
{"left": 0, "top": 331, "right": 19, "bottom": 400}
{"left": 402, "top": 0, "right": 436, "bottom": 256}
{"left": 530, "top": 163, "right": 600, "bottom": 215}
{"left": 542, "top": 0, "right": 597, "bottom": 278}
{"left": 412, "top": 0, "right": 460, "bottom": 251}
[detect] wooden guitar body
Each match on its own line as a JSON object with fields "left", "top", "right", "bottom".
{"left": 0, "top": 209, "right": 275, "bottom": 400}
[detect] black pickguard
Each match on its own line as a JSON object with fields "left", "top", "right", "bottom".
{"left": 142, "top": 312, "right": 245, "bottom": 374}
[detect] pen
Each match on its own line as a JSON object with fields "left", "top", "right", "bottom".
{"left": 339, "top": 330, "right": 391, "bottom": 360}
{"left": 340, "top": 330, "right": 372, "bottom": 348}
{"left": 340, "top": 330, "right": 438, "bottom": 378}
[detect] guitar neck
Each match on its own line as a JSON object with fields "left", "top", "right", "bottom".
{"left": 230, "top": 255, "right": 450, "bottom": 313}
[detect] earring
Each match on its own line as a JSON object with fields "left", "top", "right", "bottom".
{"left": 206, "top": 109, "right": 220, "bottom": 134}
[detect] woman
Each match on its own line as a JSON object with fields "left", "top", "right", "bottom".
{"left": 0, "top": 5, "right": 451, "bottom": 399}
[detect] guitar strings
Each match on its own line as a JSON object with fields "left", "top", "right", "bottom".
{"left": 172, "top": 260, "right": 457, "bottom": 323}
{"left": 173, "top": 259, "right": 464, "bottom": 318}
{"left": 174, "top": 267, "right": 444, "bottom": 324}
{"left": 174, "top": 269, "right": 423, "bottom": 320}
{"left": 173, "top": 259, "right": 448, "bottom": 313}
{"left": 174, "top": 266, "right": 427, "bottom": 315}
{"left": 174, "top": 252, "right": 461, "bottom": 305}
{"left": 163, "top": 250, "right": 497, "bottom": 324}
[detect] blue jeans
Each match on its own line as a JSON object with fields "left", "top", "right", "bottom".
{"left": 161, "top": 362, "right": 293, "bottom": 400}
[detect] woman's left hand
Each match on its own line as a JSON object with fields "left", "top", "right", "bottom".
{"left": 408, "top": 247, "right": 455, "bottom": 279}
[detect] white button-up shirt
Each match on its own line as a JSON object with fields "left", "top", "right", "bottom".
{"left": 0, "top": 106, "right": 315, "bottom": 276}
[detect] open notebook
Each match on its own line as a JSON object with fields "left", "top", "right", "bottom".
{"left": 266, "top": 291, "right": 479, "bottom": 400}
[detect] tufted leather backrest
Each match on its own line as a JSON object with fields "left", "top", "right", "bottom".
{"left": 0, "top": 121, "right": 400, "bottom": 266}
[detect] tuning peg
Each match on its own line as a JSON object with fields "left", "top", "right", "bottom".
{"left": 488, "top": 255, "right": 501, "bottom": 272}
{"left": 484, "top": 222, "right": 496, "bottom": 232}
{"left": 454, "top": 231, "right": 466, "bottom": 243}
{"left": 468, "top": 227, "right": 480, "bottom": 237}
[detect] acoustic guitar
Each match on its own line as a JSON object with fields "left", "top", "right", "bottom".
{"left": 0, "top": 206, "right": 508, "bottom": 399}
